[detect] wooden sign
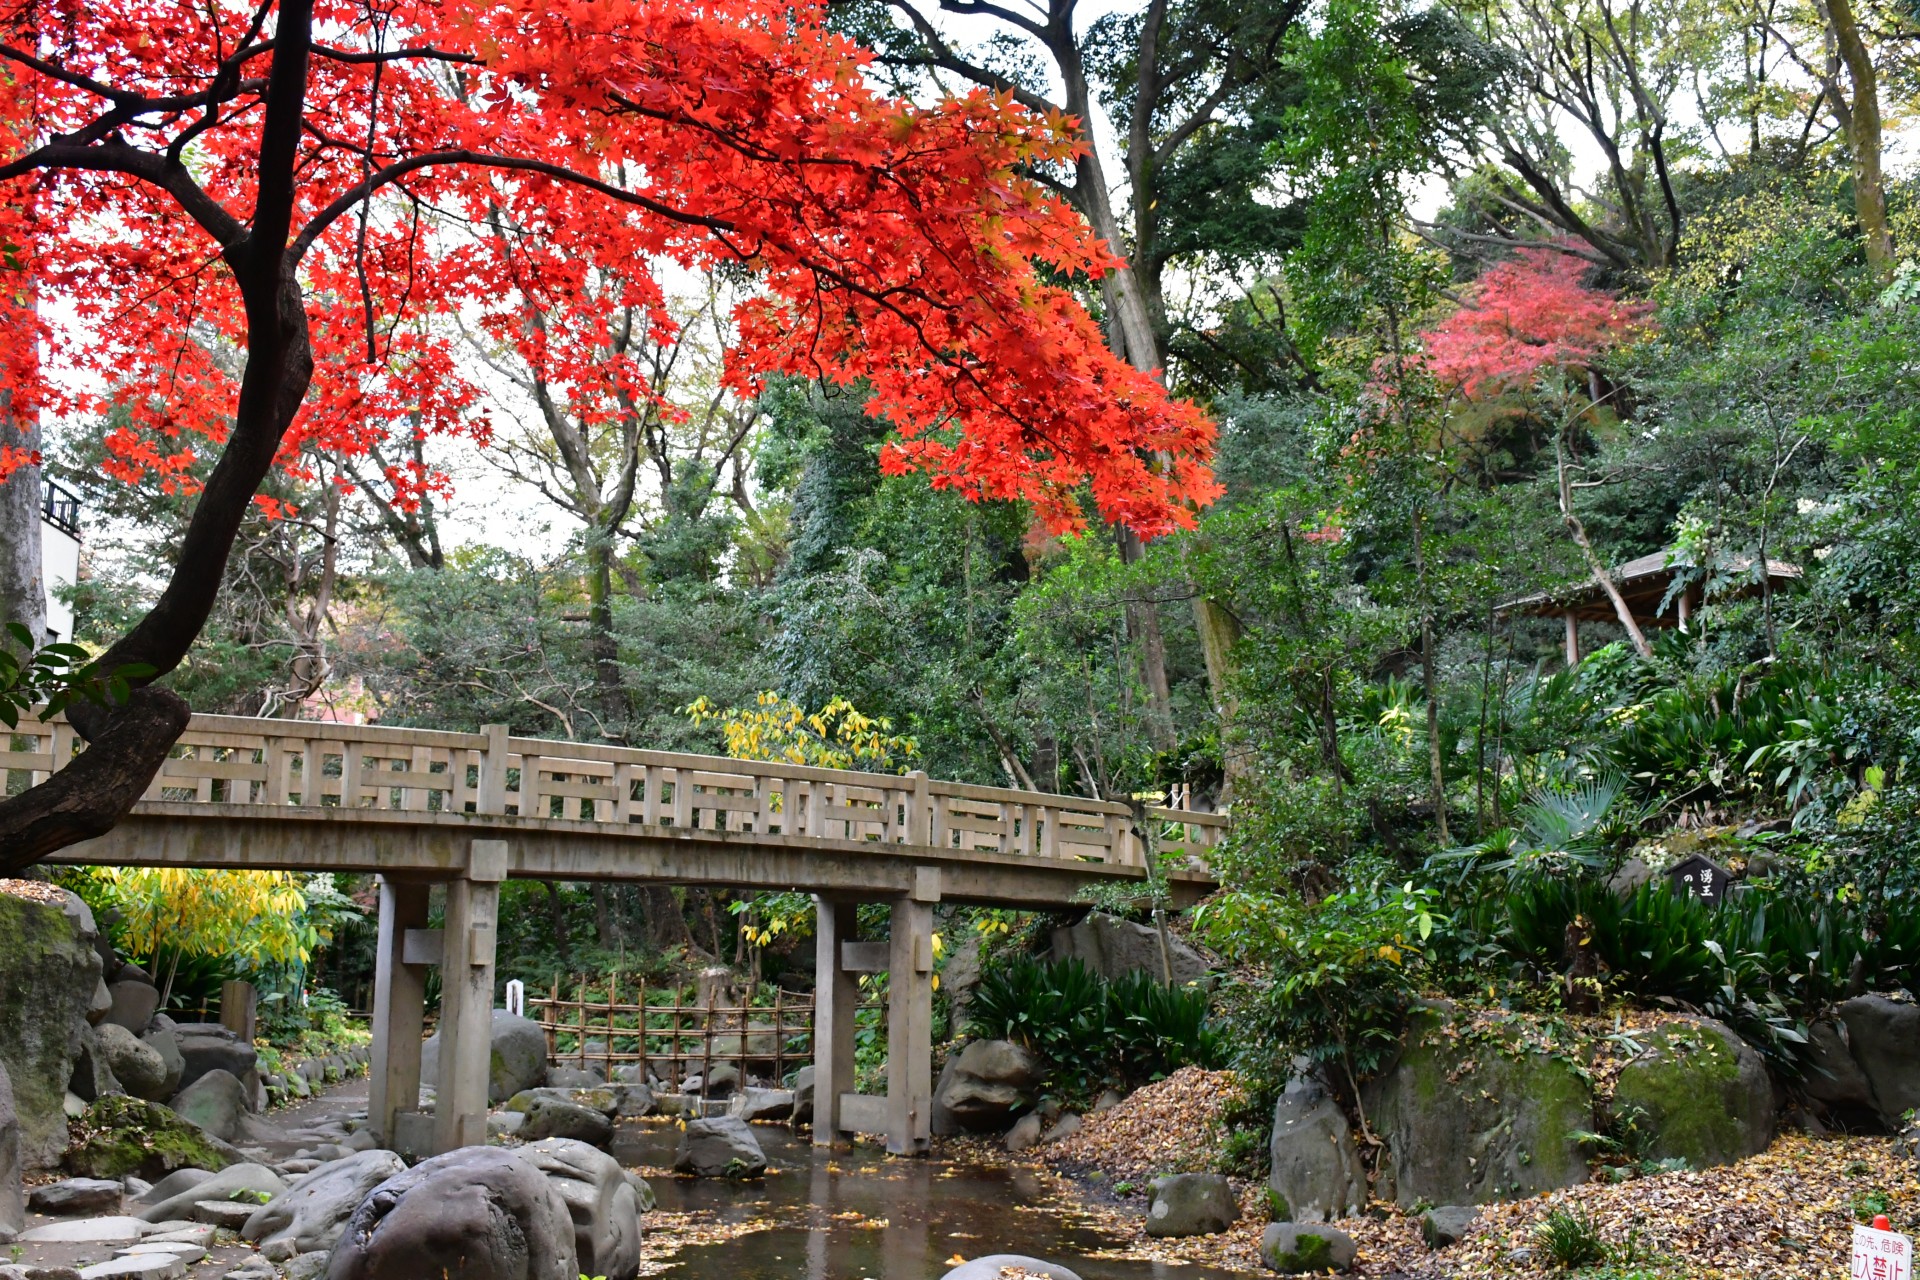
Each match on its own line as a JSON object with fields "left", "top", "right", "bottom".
{"left": 1667, "top": 853, "right": 1733, "bottom": 904}
{"left": 1853, "top": 1220, "right": 1912, "bottom": 1280}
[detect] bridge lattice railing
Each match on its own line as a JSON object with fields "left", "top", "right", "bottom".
{"left": 4, "top": 715, "right": 1227, "bottom": 869}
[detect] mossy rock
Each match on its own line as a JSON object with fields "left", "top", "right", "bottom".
{"left": 62, "top": 1095, "right": 243, "bottom": 1180}
{"left": 1611, "top": 1017, "right": 1773, "bottom": 1169}
{"left": 1260, "top": 1223, "right": 1355, "bottom": 1273}
{"left": 0, "top": 888, "right": 103, "bottom": 1168}
{"left": 1362, "top": 1006, "right": 1594, "bottom": 1208}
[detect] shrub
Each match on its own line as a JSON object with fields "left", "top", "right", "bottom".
{"left": 1535, "top": 1208, "right": 1607, "bottom": 1268}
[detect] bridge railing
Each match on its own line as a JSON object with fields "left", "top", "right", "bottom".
{"left": 4, "top": 714, "right": 1227, "bottom": 870}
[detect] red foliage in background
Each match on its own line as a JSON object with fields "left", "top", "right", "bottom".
{"left": 1422, "top": 246, "right": 1652, "bottom": 399}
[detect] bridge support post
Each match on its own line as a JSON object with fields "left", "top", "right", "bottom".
{"left": 811, "top": 896, "right": 858, "bottom": 1148}
{"left": 885, "top": 870, "right": 939, "bottom": 1156}
{"left": 367, "top": 876, "right": 430, "bottom": 1148}
{"left": 433, "top": 840, "right": 506, "bottom": 1154}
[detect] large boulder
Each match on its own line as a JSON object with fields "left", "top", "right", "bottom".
{"left": 324, "top": 1147, "right": 577, "bottom": 1280}
{"left": 729, "top": 1088, "right": 794, "bottom": 1124}
{"left": 168, "top": 1070, "right": 249, "bottom": 1143}
{"left": 790, "top": 1066, "right": 814, "bottom": 1128}
{"left": 94, "top": 1025, "right": 168, "bottom": 1103}
{"left": 931, "top": 1040, "right": 1042, "bottom": 1136}
{"left": 103, "top": 981, "right": 160, "bottom": 1037}
{"left": 136, "top": 1162, "right": 284, "bottom": 1223}
{"left": 169, "top": 1027, "right": 260, "bottom": 1110}
{"left": 1049, "top": 913, "right": 1209, "bottom": 987}
{"left": 672, "top": 1116, "right": 767, "bottom": 1178}
{"left": 141, "top": 1028, "right": 185, "bottom": 1100}
{"left": 0, "top": 1061, "right": 21, "bottom": 1242}
{"left": 1363, "top": 1007, "right": 1592, "bottom": 1208}
{"left": 1610, "top": 1017, "right": 1773, "bottom": 1169}
{"left": 68, "top": 1024, "right": 123, "bottom": 1103}
{"left": 0, "top": 888, "right": 103, "bottom": 1168}
{"left": 1144, "top": 1173, "right": 1237, "bottom": 1238}
{"left": 419, "top": 1010, "right": 548, "bottom": 1105}
{"left": 62, "top": 1096, "right": 243, "bottom": 1180}
{"left": 1804, "top": 1018, "right": 1879, "bottom": 1121}
{"left": 241, "top": 1150, "right": 406, "bottom": 1258}
{"left": 520, "top": 1139, "right": 642, "bottom": 1280}
{"left": 1838, "top": 995, "right": 1920, "bottom": 1124}
{"left": 1268, "top": 1075, "right": 1365, "bottom": 1223}
{"left": 1261, "top": 1223, "right": 1356, "bottom": 1274}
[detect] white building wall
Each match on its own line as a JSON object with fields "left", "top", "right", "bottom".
{"left": 41, "top": 521, "right": 78, "bottom": 642}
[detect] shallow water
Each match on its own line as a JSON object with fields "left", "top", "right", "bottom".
{"left": 615, "top": 1121, "right": 1249, "bottom": 1280}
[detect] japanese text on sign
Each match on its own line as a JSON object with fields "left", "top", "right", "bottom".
{"left": 1854, "top": 1224, "right": 1913, "bottom": 1280}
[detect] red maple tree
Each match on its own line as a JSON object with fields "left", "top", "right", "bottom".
{"left": 1422, "top": 246, "right": 1651, "bottom": 399}
{"left": 0, "top": 0, "right": 1219, "bottom": 864}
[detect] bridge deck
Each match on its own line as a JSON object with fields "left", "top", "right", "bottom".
{"left": 13, "top": 715, "right": 1221, "bottom": 907}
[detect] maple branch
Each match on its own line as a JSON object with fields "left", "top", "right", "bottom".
{"left": 0, "top": 140, "right": 244, "bottom": 245}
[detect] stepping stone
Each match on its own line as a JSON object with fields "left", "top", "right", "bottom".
{"left": 141, "top": 1227, "right": 215, "bottom": 1247}
{"left": 20, "top": 1217, "right": 150, "bottom": 1244}
{"left": 76, "top": 1258, "right": 186, "bottom": 1280}
{"left": 30, "top": 1179, "right": 125, "bottom": 1214}
{"left": 115, "top": 1247, "right": 206, "bottom": 1267}
{"left": 189, "top": 1201, "right": 259, "bottom": 1228}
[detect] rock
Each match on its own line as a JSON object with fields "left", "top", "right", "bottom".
{"left": 0, "top": 889, "right": 104, "bottom": 1168}
{"left": 283, "top": 1254, "right": 330, "bottom": 1280}
{"left": 139, "top": 1033, "right": 183, "bottom": 1101}
{"left": 188, "top": 1201, "right": 259, "bottom": 1229}
{"left": 1607, "top": 858, "right": 1656, "bottom": 898}
{"left": 1260, "top": 1223, "right": 1356, "bottom": 1274}
{"left": 520, "top": 1139, "right": 641, "bottom": 1280}
{"left": 942, "top": 932, "right": 986, "bottom": 1031}
{"left": 1092, "top": 1089, "right": 1124, "bottom": 1114}
{"left": 75, "top": 1258, "right": 184, "bottom": 1280}
{"left": 651, "top": 1094, "right": 692, "bottom": 1118}
{"left": 608, "top": 1084, "right": 653, "bottom": 1119}
{"left": 240, "top": 1149, "right": 406, "bottom": 1258}
{"left": 510, "top": 1098, "right": 610, "bottom": 1148}
{"left": 30, "top": 1179, "right": 124, "bottom": 1215}
{"left": 133, "top": 1170, "right": 214, "bottom": 1209}
{"left": 167, "top": 1071, "right": 249, "bottom": 1143}
{"left": 1421, "top": 1206, "right": 1478, "bottom": 1250}
{"left": 1268, "top": 1075, "right": 1365, "bottom": 1223}
{"left": 545, "top": 1068, "right": 603, "bottom": 1089}
{"left": 0, "top": 1061, "right": 21, "bottom": 1240}
{"left": 1804, "top": 1018, "right": 1879, "bottom": 1120}
{"left": 93, "top": 1027, "right": 168, "bottom": 1104}
{"left": 699, "top": 1064, "right": 740, "bottom": 1098}
{"left": 117, "top": 1245, "right": 205, "bottom": 1266}
{"left": 1363, "top": 1007, "right": 1591, "bottom": 1208}
{"left": 63, "top": 1097, "right": 242, "bottom": 1181}
{"left": 19, "top": 1217, "right": 149, "bottom": 1244}
{"left": 729, "top": 1088, "right": 793, "bottom": 1124}
{"left": 789, "top": 1067, "right": 814, "bottom": 1127}
{"left": 137, "top": 1163, "right": 284, "bottom": 1223}
{"left": 489, "top": 1111, "right": 526, "bottom": 1138}
{"left": 941, "top": 1258, "right": 1082, "bottom": 1280}
{"left": 931, "top": 1040, "right": 1042, "bottom": 1136}
{"left": 169, "top": 1028, "right": 259, "bottom": 1108}
{"left": 68, "top": 1025, "right": 122, "bottom": 1105}
{"left": 1144, "top": 1173, "right": 1237, "bottom": 1238}
{"left": 1041, "top": 1114, "right": 1081, "bottom": 1144}
{"left": 139, "top": 1225, "right": 212, "bottom": 1247}
{"left": 671, "top": 1117, "right": 767, "bottom": 1178}
{"left": 1611, "top": 1017, "right": 1773, "bottom": 1169}
{"left": 1003, "top": 1114, "right": 1043, "bottom": 1153}
{"left": 1049, "top": 913, "right": 1209, "bottom": 987}
{"left": 1838, "top": 995, "right": 1920, "bottom": 1124}
{"left": 624, "top": 1172, "right": 655, "bottom": 1215}
{"left": 418, "top": 1011, "right": 548, "bottom": 1106}
{"left": 323, "top": 1147, "right": 577, "bottom": 1280}
{"left": 103, "top": 984, "right": 159, "bottom": 1038}
{"left": 86, "top": 978, "right": 113, "bottom": 1027}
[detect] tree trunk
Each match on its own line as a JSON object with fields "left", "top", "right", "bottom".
{"left": 1557, "top": 434, "right": 1653, "bottom": 659}
{"left": 1192, "top": 595, "right": 1245, "bottom": 803}
{"left": 1410, "top": 508, "right": 1449, "bottom": 844}
{"left": 546, "top": 881, "right": 572, "bottom": 968}
{"left": 0, "top": 390, "right": 45, "bottom": 650}
{"left": 585, "top": 532, "right": 625, "bottom": 734}
{"left": 1823, "top": 0, "right": 1893, "bottom": 278}
{"left": 592, "top": 883, "right": 614, "bottom": 948}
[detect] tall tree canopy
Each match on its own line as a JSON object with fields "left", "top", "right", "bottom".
{"left": 0, "top": 0, "right": 1218, "bottom": 865}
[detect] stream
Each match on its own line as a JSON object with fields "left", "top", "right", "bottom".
{"left": 615, "top": 1120, "right": 1249, "bottom": 1280}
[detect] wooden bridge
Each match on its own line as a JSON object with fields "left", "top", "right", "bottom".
{"left": 7, "top": 715, "right": 1222, "bottom": 1157}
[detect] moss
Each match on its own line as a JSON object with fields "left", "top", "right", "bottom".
{"left": 1266, "top": 1233, "right": 1332, "bottom": 1272}
{"left": 62, "top": 1095, "right": 238, "bottom": 1180}
{"left": 1612, "top": 1022, "right": 1753, "bottom": 1168}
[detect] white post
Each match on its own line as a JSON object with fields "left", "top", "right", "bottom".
{"left": 504, "top": 978, "right": 525, "bottom": 1018}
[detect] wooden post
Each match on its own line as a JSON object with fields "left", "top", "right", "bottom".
{"left": 367, "top": 876, "right": 430, "bottom": 1145}
{"left": 1564, "top": 613, "right": 1581, "bottom": 668}
{"left": 637, "top": 982, "right": 650, "bottom": 1085}
{"left": 219, "top": 980, "right": 258, "bottom": 1042}
{"left": 433, "top": 839, "right": 504, "bottom": 1154}
{"left": 812, "top": 897, "right": 858, "bottom": 1146}
{"left": 886, "top": 893, "right": 935, "bottom": 1156}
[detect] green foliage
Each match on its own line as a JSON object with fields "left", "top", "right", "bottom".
{"left": 1536, "top": 1208, "right": 1608, "bottom": 1269}
{"left": 0, "top": 623, "right": 154, "bottom": 729}
{"left": 966, "top": 956, "right": 1222, "bottom": 1092}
